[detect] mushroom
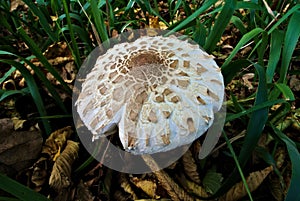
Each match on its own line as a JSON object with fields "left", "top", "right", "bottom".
{"left": 75, "top": 34, "right": 224, "bottom": 155}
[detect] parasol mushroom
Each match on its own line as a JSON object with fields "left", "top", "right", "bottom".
{"left": 75, "top": 34, "right": 224, "bottom": 155}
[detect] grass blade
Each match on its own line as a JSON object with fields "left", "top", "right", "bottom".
{"left": 230, "top": 15, "right": 247, "bottom": 35}
{"left": 257, "top": 31, "right": 268, "bottom": 66}
{"left": 226, "top": 99, "right": 285, "bottom": 122}
{"left": 89, "top": 0, "right": 109, "bottom": 44}
{"left": 0, "top": 197, "right": 20, "bottom": 201}
{"left": 239, "top": 63, "right": 269, "bottom": 166}
{"left": 279, "top": 10, "right": 300, "bottom": 83}
{"left": 272, "top": 126, "right": 300, "bottom": 201}
{"left": 168, "top": 0, "right": 218, "bottom": 34}
{"left": 62, "top": 0, "right": 82, "bottom": 68}
{"left": 266, "top": 30, "right": 284, "bottom": 83}
{"left": 0, "top": 60, "right": 51, "bottom": 135}
{"left": 223, "top": 131, "right": 253, "bottom": 201}
{"left": 222, "top": 59, "right": 252, "bottom": 85}
{"left": 0, "top": 67, "right": 16, "bottom": 84}
{"left": 0, "top": 88, "right": 30, "bottom": 102}
{"left": 0, "top": 50, "right": 68, "bottom": 114}
{"left": 211, "top": 63, "right": 269, "bottom": 198}
{"left": 59, "top": 24, "right": 93, "bottom": 51}
{"left": 0, "top": 173, "right": 50, "bottom": 201}
{"left": 274, "top": 83, "right": 295, "bottom": 101}
{"left": 17, "top": 27, "right": 72, "bottom": 94}
{"left": 221, "top": 28, "right": 264, "bottom": 67}
{"left": 21, "top": 0, "right": 57, "bottom": 42}
{"left": 267, "top": 4, "right": 300, "bottom": 35}
{"left": 204, "top": 0, "right": 236, "bottom": 53}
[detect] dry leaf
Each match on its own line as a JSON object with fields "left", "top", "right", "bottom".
{"left": 119, "top": 173, "right": 138, "bottom": 200}
{"left": 135, "top": 199, "right": 172, "bottom": 201}
{"left": 10, "top": 0, "right": 25, "bottom": 12}
{"left": 131, "top": 177, "right": 159, "bottom": 199}
{"left": 2, "top": 79, "right": 16, "bottom": 90}
{"left": 113, "top": 190, "right": 132, "bottom": 201}
{"left": 289, "top": 75, "right": 300, "bottom": 92}
{"left": 181, "top": 150, "right": 201, "bottom": 184}
{"left": 220, "top": 166, "right": 273, "bottom": 201}
{"left": 268, "top": 174, "right": 284, "bottom": 201}
{"left": 61, "top": 61, "right": 77, "bottom": 83}
{"left": 30, "top": 157, "right": 48, "bottom": 191}
{"left": 23, "top": 126, "right": 74, "bottom": 192}
{"left": 11, "top": 117, "right": 27, "bottom": 130}
{"left": 75, "top": 180, "right": 94, "bottom": 201}
{"left": 242, "top": 73, "right": 255, "bottom": 90}
{"left": 43, "top": 42, "right": 71, "bottom": 59}
{"left": 119, "top": 174, "right": 138, "bottom": 200}
{"left": 142, "top": 155, "right": 194, "bottom": 201}
{"left": 275, "top": 147, "right": 286, "bottom": 169}
{"left": 42, "top": 126, "right": 73, "bottom": 161}
{"left": 176, "top": 173, "right": 208, "bottom": 198}
{"left": 149, "top": 16, "right": 160, "bottom": 29}
{"left": 0, "top": 118, "right": 42, "bottom": 175}
{"left": 49, "top": 140, "right": 79, "bottom": 190}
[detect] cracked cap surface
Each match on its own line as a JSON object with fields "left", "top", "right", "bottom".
{"left": 76, "top": 35, "right": 224, "bottom": 154}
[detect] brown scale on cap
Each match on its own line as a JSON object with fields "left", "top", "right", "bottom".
{"left": 76, "top": 35, "right": 224, "bottom": 154}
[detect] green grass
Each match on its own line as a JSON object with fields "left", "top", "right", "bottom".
{"left": 0, "top": 0, "right": 299, "bottom": 200}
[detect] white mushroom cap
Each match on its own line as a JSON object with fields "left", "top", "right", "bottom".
{"left": 76, "top": 35, "right": 224, "bottom": 155}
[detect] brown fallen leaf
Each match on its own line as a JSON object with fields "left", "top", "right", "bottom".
{"left": 181, "top": 149, "right": 201, "bottom": 184}
{"left": 0, "top": 118, "right": 42, "bottom": 176}
{"left": 131, "top": 177, "right": 159, "bottom": 199}
{"left": 268, "top": 174, "right": 284, "bottom": 201}
{"left": 10, "top": 0, "right": 26, "bottom": 12}
{"left": 42, "top": 126, "right": 73, "bottom": 161}
{"left": 49, "top": 140, "right": 79, "bottom": 190}
{"left": 176, "top": 173, "right": 208, "bottom": 198}
{"left": 74, "top": 180, "right": 94, "bottom": 201}
{"left": 29, "top": 157, "right": 48, "bottom": 192}
{"left": 119, "top": 173, "right": 138, "bottom": 200}
{"left": 113, "top": 190, "right": 133, "bottom": 201}
{"left": 242, "top": 73, "right": 255, "bottom": 90}
{"left": 22, "top": 126, "right": 74, "bottom": 192}
{"left": 142, "top": 155, "right": 194, "bottom": 201}
{"left": 220, "top": 166, "right": 273, "bottom": 201}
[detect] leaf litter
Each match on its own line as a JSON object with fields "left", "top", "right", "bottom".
{"left": 0, "top": 1, "right": 299, "bottom": 200}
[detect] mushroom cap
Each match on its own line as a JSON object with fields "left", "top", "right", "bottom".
{"left": 76, "top": 35, "right": 224, "bottom": 154}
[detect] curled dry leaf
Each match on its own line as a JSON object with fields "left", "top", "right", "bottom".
{"left": 25, "top": 126, "right": 74, "bottom": 192}
{"left": 220, "top": 166, "right": 273, "bottom": 201}
{"left": 10, "top": 0, "right": 26, "bottom": 12}
{"left": 42, "top": 126, "right": 73, "bottom": 161}
{"left": 2, "top": 79, "right": 16, "bottom": 90}
{"left": 181, "top": 149, "right": 201, "bottom": 184}
{"left": 49, "top": 140, "right": 79, "bottom": 190}
{"left": 242, "top": 73, "right": 255, "bottom": 90}
{"left": 142, "top": 155, "right": 194, "bottom": 201}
